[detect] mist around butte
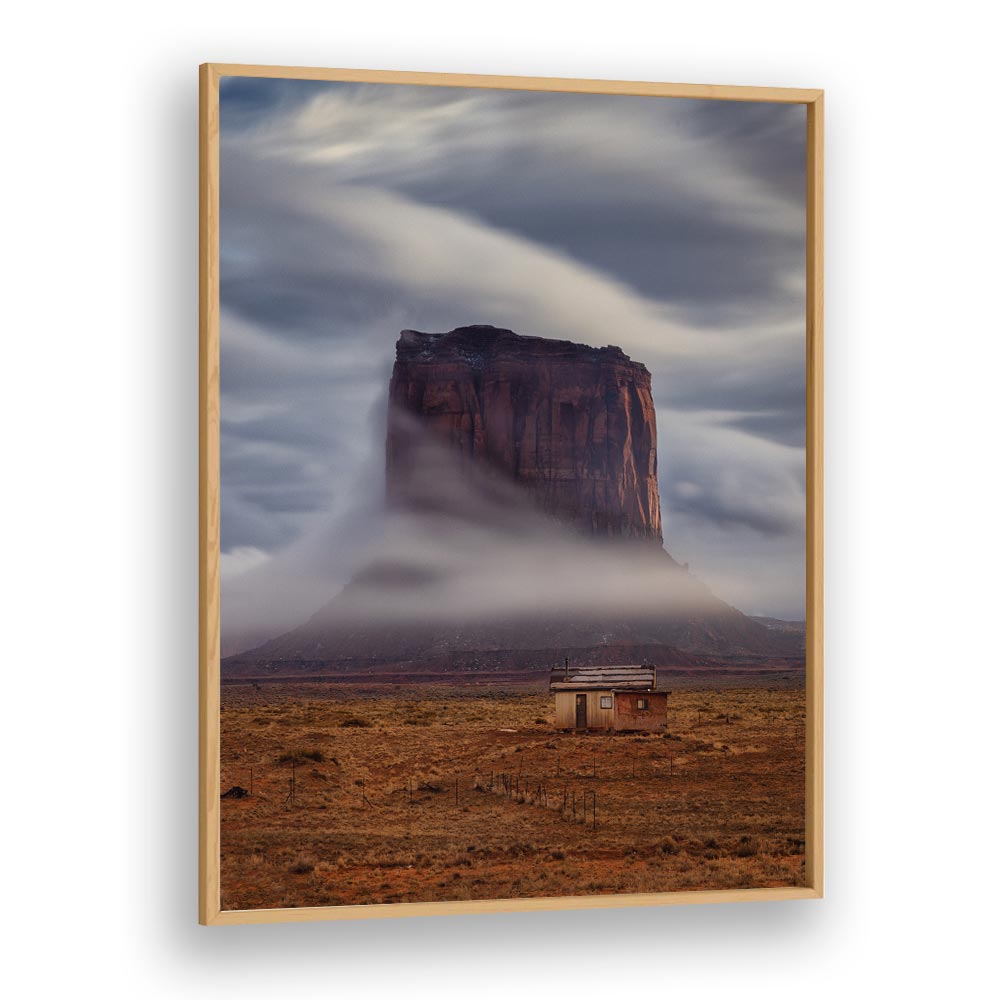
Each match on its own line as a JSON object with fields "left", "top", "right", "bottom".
{"left": 222, "top": 326, "right": 804, "bottom": 671}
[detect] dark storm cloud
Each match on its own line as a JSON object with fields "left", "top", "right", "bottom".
{"left": 726, "top": 412, "right": 806, "bottom": 449}
{"left": 218, "top": 77, "right": 808, "bottom": 637}
{"left": 221, "top": 266, "right": 444, "bottom": 342}
{"left": 416, "top": 196, "right": 803, "bottom": 326}
{"left": 223, "top": 79, "right": 806, "bottom": 326}
{"left": 219, "top": 77, "right": 339, "bottom": 127}
{"left": 384, "top": 94, "right": 806, "bottom": 320}
{"left": 660, "top": 346, "right": 806, "bottom": 450}
{"left": 667, "top": 479, "right": 798, "bottom": 537}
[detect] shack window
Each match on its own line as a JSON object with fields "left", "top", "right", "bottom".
{"left": 637, "top": 698, "right": 649, "bottom": 710}
{"left": 600, "top": 696, "right": 613, "bottom": 709}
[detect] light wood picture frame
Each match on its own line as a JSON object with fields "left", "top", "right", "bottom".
{"left": 199, "top": 63, "right": 823, "bottom": 925}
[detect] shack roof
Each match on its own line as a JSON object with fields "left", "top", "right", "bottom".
{"left": 549, "top": 664, "right": 655, "bottom": 692}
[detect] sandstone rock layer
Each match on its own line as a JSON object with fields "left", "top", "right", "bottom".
{"left": 387, "top": 326, "right": 663, "bottom": 543}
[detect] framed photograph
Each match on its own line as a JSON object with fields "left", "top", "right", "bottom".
{"left": 199, "top": 63, "right": 823, "bottom": 925}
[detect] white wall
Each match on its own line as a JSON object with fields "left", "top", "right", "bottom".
{"left": 5, "top": 2, "right": 997, "bottom": 997}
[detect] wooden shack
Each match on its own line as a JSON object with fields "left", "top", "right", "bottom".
{"left": 549, "top": 664, "right": 670, "bottom": 733}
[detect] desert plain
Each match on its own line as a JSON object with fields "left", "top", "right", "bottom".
{"left": 219, "top": 678, "right": 806, "bottom": 911}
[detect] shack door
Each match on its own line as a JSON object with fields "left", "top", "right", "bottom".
{"left": 575, "top": 694, "right": 587, "bottom": 729}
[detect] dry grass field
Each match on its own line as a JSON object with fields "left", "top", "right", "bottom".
{"left": 219, "top": 682, "right": 805, "bottom": 911}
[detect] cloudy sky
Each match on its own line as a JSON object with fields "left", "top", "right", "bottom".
{"left": 219, "top": 76, "right": 806, "bottom": 649}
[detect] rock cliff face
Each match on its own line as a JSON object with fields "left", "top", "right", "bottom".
{"left": 221, "top": 325, "right": 806, "bottom": 676}
{"left": 387, "top": 326, "right": 663, "bottom": 544}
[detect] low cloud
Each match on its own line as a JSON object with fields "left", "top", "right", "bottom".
{"left": 222, "top": 422, "right": 725, "bottom": 655}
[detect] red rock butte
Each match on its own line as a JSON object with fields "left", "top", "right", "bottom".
{"left": 387, "top": 325, "right": 663, "bottom": 544}
{"left": 221, "top": 325, "right": 806, "bottom": 675}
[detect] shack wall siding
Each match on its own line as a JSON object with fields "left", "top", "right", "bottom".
{"left": 555, "top": 689, "right": 669, "bottom": 731}
{"left": 554, "top": 690, "right": 615, "bottom": 729}
{"left": 586, "top": 691, "right": 615, "bottom": 730}
{"left": 613, "top": 691, "right": 670, "bottom": 731}
{"left": 554, "top": 692, "right": 576, "bottom": 729}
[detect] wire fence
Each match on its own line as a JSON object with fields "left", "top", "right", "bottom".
{"left": 219, "top": 746, "right": 704, "bottom": 832}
